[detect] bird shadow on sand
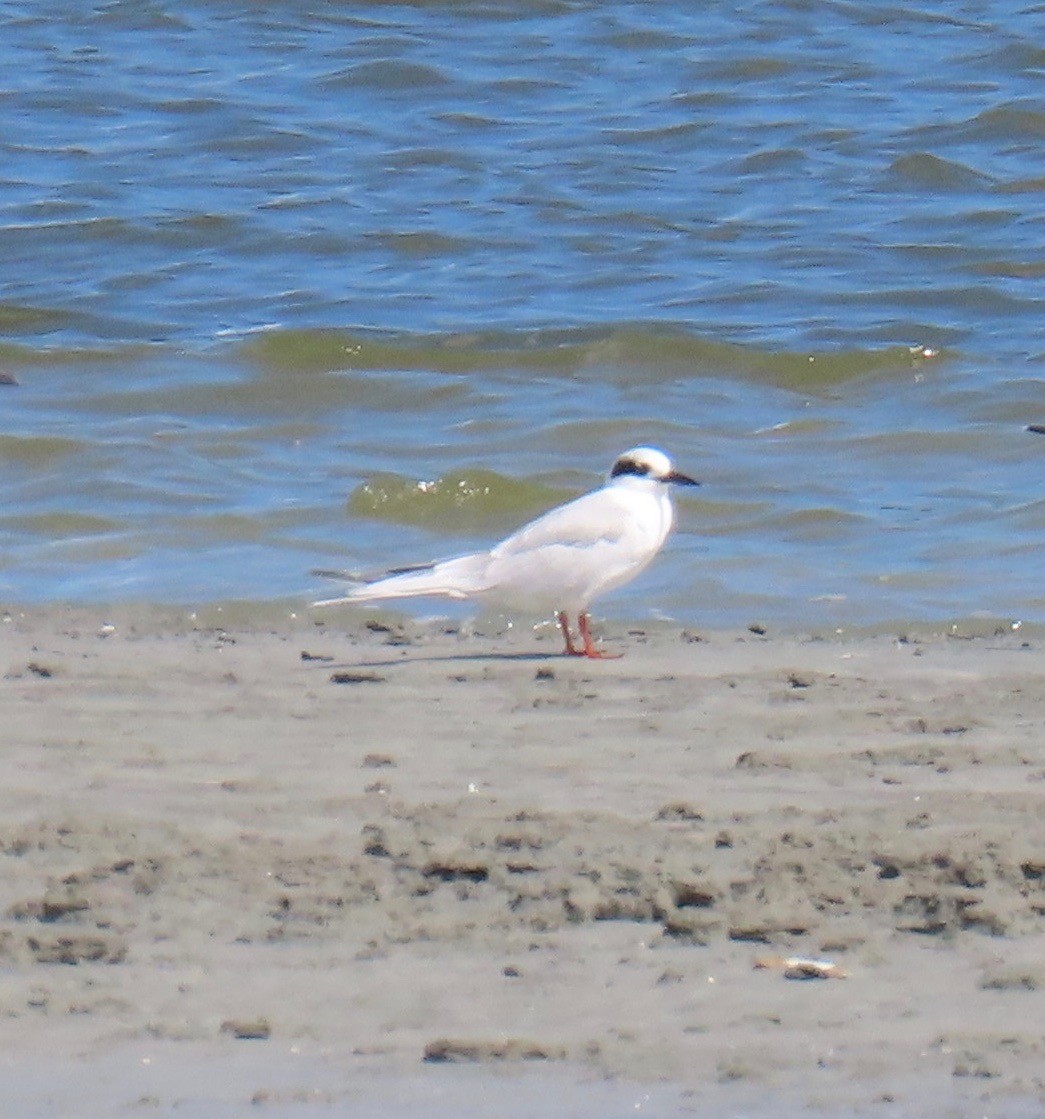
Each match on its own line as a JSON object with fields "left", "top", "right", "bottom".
{"left": 309, "top": 649, "right": 566, "bottom": 671}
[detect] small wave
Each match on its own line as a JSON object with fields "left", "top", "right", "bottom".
{"left": 369, "top": 230, "right": 478, "bottom": 258}
{"left": 0, "top": 302, "right": 78, "bottom": 335}
{"left": 911, "top": 101, "right": 1045, "bottom": 147}
{"left": 967, "top": 102, "right": 1045, "bottom": 142}
{"left": 241, "top": 326, "right": 942, "bottom": 391}
{"left": 0, "top": 511, "right": 121, "bottom": 539}
{"left": 997, "top": 175, "right": 1045, "bottom": 195}
{"left": 887, "top": 152, "right": 993, "bottom": 192}
{"left": 973, "top": 260, "right": 1045, "bottom": 281}
{"left": 760, "top": 507, "right": 871, "bottom": 543}
{"left": 0, "top": 338, "right": 145, "bottom": 367}
{"left": 321, "top": 60, "right": 453, "bottom": 92}
{"left": 347, "top": 469, "right": 571, "bottom": 534}
{"left": 0, "top": 434, "right": 84, "bottom": 465}
{"left": 708, "top": 55, "right": 793, "bottom": 82}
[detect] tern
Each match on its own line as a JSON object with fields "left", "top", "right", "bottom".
{"left": 314, "top": 446, "right": 699, "bottom": 658}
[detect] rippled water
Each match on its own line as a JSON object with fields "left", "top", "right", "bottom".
{"left": 1, "top": 1, "right": 1042, "bottom": 627}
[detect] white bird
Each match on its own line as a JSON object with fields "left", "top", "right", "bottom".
{"left": 314, "top": 446, "right": 699, "bottom": 658}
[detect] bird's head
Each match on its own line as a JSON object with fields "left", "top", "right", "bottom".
{"left": 609, "top": 447, "right": 699, "bottom": 487}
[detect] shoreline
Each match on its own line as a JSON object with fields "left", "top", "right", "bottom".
{"left": 3, "top": 596, "right": 1042, "bottom": 639}
{"left": 2, "top": 607, "right": 1043, "bottom": 1116}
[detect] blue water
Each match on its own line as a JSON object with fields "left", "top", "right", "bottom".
{"left": 1, "top": 1, "right": 1042, "bottom": 627}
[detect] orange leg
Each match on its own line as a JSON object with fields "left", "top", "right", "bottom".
{"left": 578, "top": 613, "right": 622, "bottom": 660}
{"left": 557, "top": 611, "right": 583, "bottom": 656}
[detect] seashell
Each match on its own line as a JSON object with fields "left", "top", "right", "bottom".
{"left": 754, "top": 955, "right": 848, "bottom": 980}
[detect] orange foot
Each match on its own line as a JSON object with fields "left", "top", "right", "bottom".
{"left": 556, "top": 612, "right": 622, "bottom": 659}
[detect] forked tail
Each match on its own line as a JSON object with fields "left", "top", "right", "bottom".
{"left": 312, "top": 552, "right": 488, "bottom": 607}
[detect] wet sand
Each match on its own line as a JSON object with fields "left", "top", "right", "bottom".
{"left": 1, "top": 605, "right": 1043, "bottom": 1117}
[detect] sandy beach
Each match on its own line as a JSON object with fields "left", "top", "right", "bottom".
{"left": 1, "top": 605, "right": 1043, "bottom": 1117}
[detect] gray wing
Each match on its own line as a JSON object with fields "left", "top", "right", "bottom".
{"left": 491, "top": 487, "right": 631, "bottom": 558}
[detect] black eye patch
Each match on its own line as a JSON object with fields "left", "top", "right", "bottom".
{"left": 610, "top": 458, "right": 650, "bottom": 479}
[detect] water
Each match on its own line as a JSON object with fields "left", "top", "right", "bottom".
{"left": 1, "top": 0, "right": 1042, "bottom": 628}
